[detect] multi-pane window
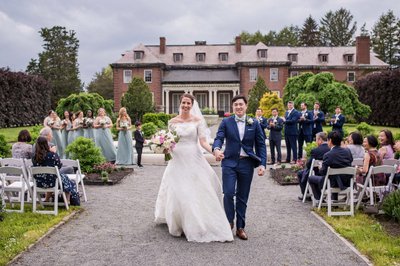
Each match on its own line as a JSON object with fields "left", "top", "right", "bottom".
{"left": 196, "top": 53, "right": 206, "bottom": 62}
{"left": 123, "top": 70, "right": 132, "bottom": 83}
{"left": 347, "top": 72, "right": 355, "bottom": 82}
{"left": 144, "top": 70, "right": 152, "bottom": 83}
{"left": 258, "top": 49, "right": 268, "bottom": 58}
{"left": 319, "top": 54, "right": 328, "bottom": 63}
{"left": 270, "top": 68, "right": 279, "bottom": 82}
{"left": 288, "top": 54, "right": 298, "bottom": 62}
{"left": 290, "top": 71, "right": 299, "bottom": 78}
{"left": 218, "top": 93, "right": 231, "bottom": 113}
{"left": 172, "top": 93, "right": 183, "bottom": 114}
{"left": 195, "top": 93, "right": 207, "bottom": 109}
{"left": 134, "top": 51, "right": 144, "bottom": 60}
{"left": 345, "top": 54, "right": 354, "bottom": 63}
{"left": 219, "top": 53, "right": 228, "bottom": 62}
{"left": 173, "top": 53, "right": 183, "bottom": 62}
{"left": 249, "top": 68, "right": 258, "bottom": 82}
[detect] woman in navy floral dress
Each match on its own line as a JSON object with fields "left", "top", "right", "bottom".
{"left": 32, "top": 137, "right": 80, "bottom": 206}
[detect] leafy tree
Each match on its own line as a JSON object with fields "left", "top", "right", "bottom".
{"left": 26, "top": 26, "right": 82, "bottom": 107}
{"left": 87, "top": 66, "right": 114, "bottom": 100}
{"left": 275, "top": 25, "right": 300, "bottom": 46}
{"left": 360, "top": 23, "right": 370, "bottom": 37}
{"left": 0, "top": 134, "right": 11, "bottom": 158}
{"left": 247, "top": 77, "right": 270, "bottom": 114}
{"left": 284, "top": 72, "right": 370, "bottom": 119}
{"left": 355, "top": 69, "right": 400, "bottom": 126}
{"left": 371, "top": 10, "right": 400, "bottom": 68}
{"left": 320, "top": 8, "right": 357, "bottom": 46}
{"left": 55, "top": 92, "right": 113, "bottom": 117}
{"left": 299, "top": 15, "right": 322, "bottom": 46}
{"left": 121, "top": 77, "right": 154, "bottom": 122}
{"left": 259, "top": 92, "right": 285, "bottom": 117}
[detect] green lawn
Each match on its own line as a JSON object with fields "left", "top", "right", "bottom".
{"left": 0, "top": 126, "right": 36, "bottom": 143}
{"left": 323, "top": 124, "right": 400, "bottom": 136}
{"left": 0, "top": 205, "right": 80, "bottom": 266}
{"left": 317, "top": 210, "right": 400, "bottom": 266}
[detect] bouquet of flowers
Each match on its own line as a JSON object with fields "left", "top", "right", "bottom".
{"left": 85, "top": 118, "right": 94, "bottom": 128}
{"left": 120, "top": 121, "right": 129, "bottom": 129}
{"left": 149, "top": 130, "right": 179, "bottom": 161}
{"left": 99, "top": 118, "right": 107, "bottom": 128}
{"left": 47, "top": 119, "right": 54, "bottom": 127}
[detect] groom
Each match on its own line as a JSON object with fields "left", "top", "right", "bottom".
{"left": 213, "top": 95, "right": 267, "bottom": 240}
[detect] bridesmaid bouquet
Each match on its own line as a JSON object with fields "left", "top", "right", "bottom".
{"left": 85, "top": 118, "right": 94, "bottom": 128}
{"left": 120, "top": 121, "right": 129, "bottom": 129}
{"left": 47, "top": 120, "right": 54, "bottom": 127}
{"left": 150, "top": 130, "right": 179, "bottom": 161}
{"left": 99, "top": 119, "right": 108, "bottom": 128}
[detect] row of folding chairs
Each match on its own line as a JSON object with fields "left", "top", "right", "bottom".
{"left": 302, "top": 158, "right": 398, "bottom": 217}
{"left": 0, "top": 158, "right": 87, "bottom": 215}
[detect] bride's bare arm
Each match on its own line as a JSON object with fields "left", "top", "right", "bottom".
{"left": 199, "top": 137, "right": 212, "bottom": 154}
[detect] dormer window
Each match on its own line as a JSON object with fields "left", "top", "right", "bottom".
{"left": 196, "top": 53, "right": 206, "bottom": 62}
{"left": 344, "top": 54, "right": 354, "bottom": 63}
{"left": 258, "top": 49, "right": 268, "bottom": 58}
{"left": 173, "top": 53, "right": 183, "bottom": 62}
{"left": 288, "top": 53, "right": 298, "bottom": 62}
{"left": 219, "top": 53, "right": 228, "bottom": 62}
{"left": 134, "top": 51, "right": 144, "bottom": 60}
{"left": 319, "top": 54, "right": 328, "bottom": 63}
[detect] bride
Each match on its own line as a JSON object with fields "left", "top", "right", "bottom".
{"left": 154, "top": 93, "right": 233, "bottom": 242}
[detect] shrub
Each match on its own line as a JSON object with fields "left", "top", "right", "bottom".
{"left": 382, "top": 190, "right": 400, "bottom": 222}
{"left": 259, "top": 92, "right": 285, "bottom": 117}
{"left": 0, "top": 134, "right": 11, "bottom": 158}
{"left": 29, "top": 125, "right": 43, "bottom": 144}
{"left": 65, "top": 137, "right": 105, "bottom": 173}
{"left": 356, "top": 122, "right": 374, "bottom": 137}
{"left": 155, "top": 120, "right": 166, "bottom": 129}
{"left": 394, "top": 133, "right": 400, "bottom": 141}
{"left": 101, "top": 171, "right": 109, "bottom": 182}
{"left": 141, "top": 122, "right": 158, "bottom": 138}
{"left": 201, "top": 108, "right": 217, "bottom": 115}
{"left": 142, "top": 113, "right": 172, "bottom": 125}
{"left": 304, "top": 142, "right": 317, "bottom": 159}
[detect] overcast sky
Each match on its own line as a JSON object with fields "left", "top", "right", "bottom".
{"left": 1, "top": 0, "right": 399, "bottom": 87}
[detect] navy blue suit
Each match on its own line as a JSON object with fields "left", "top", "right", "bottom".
{"left": 284, "top": 109, "right": 300, "bottom": 162}
{"left": 256, "top": 116, "right": 268, "bottom": 140}
{"left": 330, "top": 114, "right": 345, "bottom": 137}
{"left": 312, "top": 110, "right": 325, "bottom": 139}
{"left": 297, "top": 143, "right": 330, "bottom": 194}
{"left": 266, "top": 116, "right": 284, "bottom": 163}
{"left": 213, "top": 116, "right": 266, "bottom": 229}
{"left": 308, "top": 146, "right": 353, "bottom": 200}
{"left": 298, "top": 110, "right": 314, "bottom": 159}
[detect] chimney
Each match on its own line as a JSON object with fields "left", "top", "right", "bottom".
{"left": 235, "top": 36, "right": 241, "bottom": 53}
{"left": 160, "top": 37, "right": 166, "bottom": 54}
{"left": 356, "top": 36, "right": 370, "bottom": 64}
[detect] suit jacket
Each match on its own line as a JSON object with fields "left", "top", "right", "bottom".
{"left": 302, "top": 143, "right": 331, "bottom": 179}
{"left": 298, "top": 110, "right": 314, "bottom": 136}
{"left": 330, "top": 114, "right": 345, "bottom": 135}
{"left": 319, "top": 146, "right": 353, "bottom": 190}
{"left": 213, "top": 116, "right": 267, "bottom": 168}
{"left": 284, "top": 109, "right": 300, "bottom": 136}
{"left": 134, "top": 130, "right": 144, "bottom": 148}
{"left": 256, "top": 116, "right": 268, "bottom": 139}
{"left": 266, "top": 117, "right": 284, "bottom": 141}
{"left": 312, "top": 110, "right": 325, "bottom": 133}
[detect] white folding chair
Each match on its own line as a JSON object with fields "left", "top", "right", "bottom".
{"left": 351, "top": 158, "right": 364, "bottom": 167}
{"left": 382, "top": 159, "right": 399, "bottom": 166}
{"left": 61, "top": 159, "right": 87, "bottom": 202}
{"left": 0, "top": 166, "right": 31, "bottom": 213}
{"left": 31, "top": 166, "right": 69, "bottom": 215}
{"left": 303, "top": 159, "right": 322, "bottom": 205}
{"left": 318, "top": 167, "right": 357, "bottom": 217}
{"left": 356, "top": 165, "right": 396, "bottom": 210}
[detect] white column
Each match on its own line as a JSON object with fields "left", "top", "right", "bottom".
{"left": 208, "top": 89, "right": 212, "bottom": 109}
{"left": 165, "top": 89, "right": 170, "bottom": 114}
{"left": 213, "top": 89, "right": 218, "bottom": 111}
{"left": 162, "top": 87, "right": 165, "bottom": 112}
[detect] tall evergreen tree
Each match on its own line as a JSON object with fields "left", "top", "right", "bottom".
{"left": 360, "top": 23, "right": 370, "bottom": 37}
{"left": 87, "top": 66, "right": 114, "bottom": 100}
{"left": 247, "top": 77, "right": 270, "bottom": 114}
{"left": 371, "top": 10, "right": 400, "bottom": 68}
{"left": 320, "top": 8, "right": 357, "bottom": 46}
{"left": 275, "top": 25, "right": 300, "bottom": 46}
{"left": 299, "top": 15, "right": 321, "bottom": 46}
{"left": 26, "top": 26, "right": 82, "bottom": 107}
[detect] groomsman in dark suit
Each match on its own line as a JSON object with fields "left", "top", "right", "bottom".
{"left": 312, "top": 102, "right": 325, "bottom": 140}
{"left": 298, "top": 102, "right": 314, "bottom": 160}
{"left": 266, "top": 108, "right": 284, "bottom": 164}
{"left": 330, "top": 106, "right": 345, "bottom": 137}
{"left": 297, "top": 132, "right": 330, "bottom": 200}
{"left": 134, "top": 121, "right": 145, "bottom": 168}
{"left": 255, "top": 108, "right": 268, "bottom": 140}
{"left": 284, "top": 101, "right": 300, "bottom": 164}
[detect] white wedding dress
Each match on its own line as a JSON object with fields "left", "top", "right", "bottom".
{"left": 154, "top": 120, "right": 233, "bottom": 242}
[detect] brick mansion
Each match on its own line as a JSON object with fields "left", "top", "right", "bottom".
{"left": 111, "top": 36, "right": 388, "bottom": 114}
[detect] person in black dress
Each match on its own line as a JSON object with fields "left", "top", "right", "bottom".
{"left": 134, "top": 121, "right": 145, "bottom": 168}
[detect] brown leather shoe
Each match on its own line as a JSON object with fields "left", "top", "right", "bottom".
{"left": 236, "top": 228, "right": 248, "bottom": 240}
{"left": 230, "top": 223, "right": 234, "bottom": 230}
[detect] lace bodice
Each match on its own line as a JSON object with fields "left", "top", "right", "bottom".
{"left": 169, "top": 120, "right": 207, "bottom": 145}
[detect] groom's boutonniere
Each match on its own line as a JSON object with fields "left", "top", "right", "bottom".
{"left": 246, "top": 117, "right": 254, "bottom": 126}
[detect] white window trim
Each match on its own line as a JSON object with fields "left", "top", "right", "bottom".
{"left": 258, "top": 49, "right": 268, "bottom": 58}
{"left": 144, "top": 69, "right": 152, "bottom": 83}
{"left": 270, "top": 68, "right": 279, "bottom": 82}
{"left": 123, "top": 70, "right": 132, "bottom": 84}
{"left": 219, "top": 53, "right": 228, "bottom": 61}
{"left": 173, "top": 53, "right": 183, "bottom": 62}
{"left": 347, "top": 71, "right": 355, "bottom": 82}
{"left": 196, "top": 53, "right": 206, "bottom": 62}
{"left": 249, "top": 68, "right": 258, "bottom": 82}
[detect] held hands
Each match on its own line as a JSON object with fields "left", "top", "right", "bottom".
{"left": 258, "top": 166, "right": 265, "bottom": 176}
{"left": 214, "top": 149, "right": 224, "bottom": 161}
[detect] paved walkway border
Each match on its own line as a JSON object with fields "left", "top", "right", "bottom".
{"left": 311, "top": 211, "right": 372, "bottom": 266}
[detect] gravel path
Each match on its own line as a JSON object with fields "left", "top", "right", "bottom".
{"left": 12, "top": 165, "right": 367, "bottom": 266}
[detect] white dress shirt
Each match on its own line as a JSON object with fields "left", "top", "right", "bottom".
{"left": 235, "top": 115, "right": 247, "bottom": 157}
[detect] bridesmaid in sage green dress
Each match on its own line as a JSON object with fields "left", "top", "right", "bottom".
{"left": 60, "top": 110, "right": 72, "bottom": 158}
{"left": 94, "top": 108, "right": 116, "bottom": 162}
{"left": 44, "top": 110, "right": 65, "bottom": 158}
{"left": 83, "top": 110, "right": 95, "bottom": 142}
{"left": 73, "top": 111, "right": 85, "bottom": 140}
{"left": 116, "top": 107, "right": 133, "bottom": 165}
{"left": 67, "top": 113, "right": 76, "bottom": 145}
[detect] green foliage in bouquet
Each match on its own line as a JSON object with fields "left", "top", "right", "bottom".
{"left": 65, "top": 137, "right": 105, "bottom": 173}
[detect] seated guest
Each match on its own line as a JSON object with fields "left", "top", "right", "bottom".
{"left": 308, "top": 131, "right": 353, "bottom": 201}
{"left": 32, "top": 137, "right": 80, "bottom": 205}
{"left": 12, "top": 130, "right": 33, "bottom": 159}
{"left": 356, "top": 135, "right": 384, "bottom": 185}
{"left": 345, "top": 132, "right": 365, "bottom": 159}
{"left": 393, "top": 141, "right": 400, "bottom": 185}
{"left": 297, "top": 132, "right": 330, "bottom": 200}
{"left": 378, "top": 129, "right": 395, "bottom": 159}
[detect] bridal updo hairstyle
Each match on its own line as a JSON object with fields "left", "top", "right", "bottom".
{"left": 180, "top": 93, "right": 195, "bottom": 104}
